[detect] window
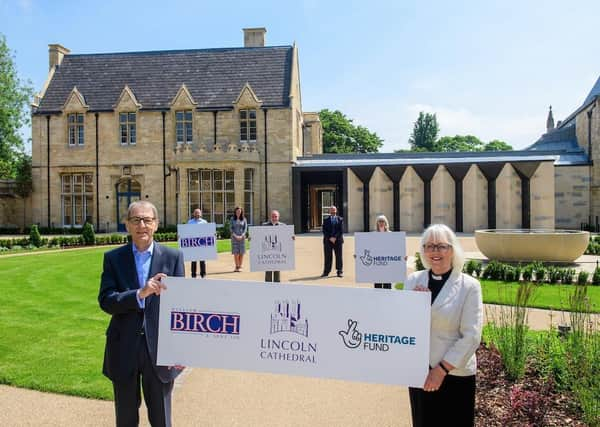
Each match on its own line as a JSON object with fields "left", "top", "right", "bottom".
{"left": 119, "top": 112, "right": 136, "bottom": 145}
{"left": 68, "top": 113, "right": 85, "bottom": 146}
{"left": 239, "top": 109, "right": 257, "bottom": 143}
{"left": 188, "top": 169, "right": 236, "bottom": 225}
{"left": 176, "top": 110, "right": 193, "bottom": 144}
{"left": 61, "top": 173, "right": 93, "bottom": 226}
{"left": 244, "top": 169, "right": 254, "bottom": 224}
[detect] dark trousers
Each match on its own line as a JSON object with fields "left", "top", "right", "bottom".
{"left": 113, "top": 336, "right": 174, "bottom": 427}
{"left": 374, "top": 283, "right": 392, "bottom": 289}
{"left": 265, "top": 271, "right": 280, "bottom": 282}
{"left": 408, "top": 374, "right": 476, "bottom": 427}
{"left": 323, "top": 241, "right": 343, "bottom": 275}
{"left": 191, "top": 261, "right": 206, "bottom": 278}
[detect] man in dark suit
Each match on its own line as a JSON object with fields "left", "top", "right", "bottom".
{"left": 322, "top": 205, "right": 344, "bottom": 277}
{"left": 99, "top": 201, "right": 185, "bottom": 427}
{"left": 262, "top": 209, "right": 284, "bottom": 283}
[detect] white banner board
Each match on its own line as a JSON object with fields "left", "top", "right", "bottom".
{"left": 249, "top": 225, "right": 295, "bottom": 272}
{"left": 177, "top": 223, "right": 218, "bottom": 261}
{"left": 157, "top": 278, "right": 430, "bottom": 387}
{"left": 354, "top": 232, "right": 407, "bottom": 284}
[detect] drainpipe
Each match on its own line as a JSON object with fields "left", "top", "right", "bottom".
{"left": 264, "top": 109, "right": 269, "bottom": 220}
{"left": 587, "top": 102, "right": 596, "bottom": 161}
{"left": 95, "top": 113, "right": 99, "bottom": 231}
{"left": 46, "top": 115, "right": 51, "bottom": 228}
{"left": 162, "top": 111, "right": 167, "bottom": 224}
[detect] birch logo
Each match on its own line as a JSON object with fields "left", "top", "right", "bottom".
{"left": 170, "top": 310, "right": 240, "bottom": 335}
{"left": 179, "top": 236, "right": 215, "bottom": 248}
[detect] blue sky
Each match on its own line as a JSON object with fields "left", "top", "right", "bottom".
{"left": 2, "top": 0, "right": 599, "bottom": 152}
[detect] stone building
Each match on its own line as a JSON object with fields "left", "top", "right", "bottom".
{"left": 29, "top": 28, "right": 321, "bottom": 231}
{"left": 19, "top": 28, "right": 600, "bottom": 234}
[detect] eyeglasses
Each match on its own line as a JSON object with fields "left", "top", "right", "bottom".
{"left": 423, "top": 243, "right": 452, "bottom": 253}
{"left": 128, "top": 217, "right": 155, "bottom": 225}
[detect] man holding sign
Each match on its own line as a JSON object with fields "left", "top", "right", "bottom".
{"left": 187, "top": 208, "right": 208, "bottom": 278}
{"left": 98, "top": 201, "right": 184, "bottom": 427}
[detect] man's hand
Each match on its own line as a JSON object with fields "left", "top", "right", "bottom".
{"left": 139, "top": 273, "right": 167, "bottom": 299}
{"left": 329, "top": 237, "right": 336, "bottom": 244}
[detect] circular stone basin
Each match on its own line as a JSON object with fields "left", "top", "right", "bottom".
{"left": 475, "top": 229, "right": 590, "bottom": 263}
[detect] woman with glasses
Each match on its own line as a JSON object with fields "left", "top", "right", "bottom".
{"left": 404, "top": 224, "right": 483, "bottom": 427}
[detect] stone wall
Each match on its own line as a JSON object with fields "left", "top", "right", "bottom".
{"left": 347, "top": 169, "right": 363, "bottom": 232}
{"left": 463, "top": 165, "right": 488, "bottom": 232}
{"left": 399, "top": 167, "right": 424, "bottom": 232}
{"left": 431, "top": 166, "right": 455, "bottom": 229}
{"left": 555, "top": 165, "right": 591, "bottom": 229}
{"left": 369, "top": 168, "right": 393, "bottom": 230}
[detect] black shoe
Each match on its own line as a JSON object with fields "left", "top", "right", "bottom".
{"left": 320, "top": 273, "right": 329, "bottom": 277}
{"left": 337, "top": 272, "right": 343, "bottom": 278}
{"left": 200, "top": 274, "right": 206, "bottom": 278}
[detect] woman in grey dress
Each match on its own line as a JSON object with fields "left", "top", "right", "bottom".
{"left": 230, "top": 206, "right": 248, "bottom": 272}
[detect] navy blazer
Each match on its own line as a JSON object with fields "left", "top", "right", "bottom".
{"left": 98, "top": 242, "right": 185, "bottom": 383}
{"left": 322, "top": 216, "right": 344, "bottom": 243}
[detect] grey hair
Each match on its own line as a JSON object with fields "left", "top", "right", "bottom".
{"left": 420, "top": 224, "right": 465, "bottom": 272}
{"left": 127, "top": 200, "right": 159, "bottom": 222}
{"left": 375, "top": 214, "right": 390, "bottom": 231}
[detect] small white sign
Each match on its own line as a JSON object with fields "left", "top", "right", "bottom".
{"left": 177, "top": 223, "right": 218, "bottom": 262}
{"left": 354, "top": 232, "right": 407, "bottom": 284}
{"left": 157, "top": 278, "right": 431, "bottom": 387}
{"left": 249, "top": 225, "right": 295, "bottom": 272}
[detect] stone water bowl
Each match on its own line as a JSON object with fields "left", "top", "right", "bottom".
{"left": 474, "top": 229, "right": 590, "bottom": 262}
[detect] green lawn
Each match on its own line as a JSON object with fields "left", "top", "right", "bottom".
{"left": 0, "top": 240, "right": 235, "bottom": 400}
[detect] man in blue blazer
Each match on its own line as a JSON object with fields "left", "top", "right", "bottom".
{"left": 99, "top": 201, "right": 185, "bottom": 427}
{"left": 321, "top": 205, "right": 344, "bottom": 277}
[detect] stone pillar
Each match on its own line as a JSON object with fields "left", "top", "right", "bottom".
{"left": 477, "top": 163, "right": 506, "bottom": 229}
{"left": 350, "top": 166, "right": 376, "bottom": 231}
{"left": 445, "top": 164, "right": 471, "bottom": 232}
{"left": 511, "top": 162, "right": 541, "bottom": 229}
{"left": 413, "top": 165, "right": 439, "bottom": 229}
{"left": 381, "top": 165, "right": 407, "bottom": 231}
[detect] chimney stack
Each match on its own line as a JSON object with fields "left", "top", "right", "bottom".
{"left": 243, "top": 28, "right": 266, "bottom": 47}
{"left": 48, "top": 44, "right": 70, "bottom": 71}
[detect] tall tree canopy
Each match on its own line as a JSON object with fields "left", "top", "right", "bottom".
{"left": 0, "top": 34, "right": 33, "bottom": 178}
{"left": 484, "top": 139, "right": 513, "bottom": 151}
{"left": 319, "top": 109, "right": 383, "bottom": 153}
{"left": 408, "top": 112, "right": 440, "bottom": 151}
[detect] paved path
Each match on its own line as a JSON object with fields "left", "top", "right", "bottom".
{"left": 0, "top": 234, "right": 591, "bottom": 426}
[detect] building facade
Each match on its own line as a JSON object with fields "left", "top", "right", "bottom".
{"left": 18, "top": 30, "right": 600, "bottom": 234}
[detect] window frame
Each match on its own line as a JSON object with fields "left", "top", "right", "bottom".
{"left": 67, "top": 113, "right": 85, "bottom": 146}
{"left": 239, "top": 109, "right": 257, "bottom": 143}
{"left": 175, "top": 110, "right": 193, "bottom": 144}
{"left": 187, "top": 169, "right": 236, "bottom": 225}
{"left": 61, "top": 173, "right": 94, "bottom": 227}
{"left": 119, "top": 112, "right": 137, "bottom": 146}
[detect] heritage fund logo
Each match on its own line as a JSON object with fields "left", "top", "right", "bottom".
{"left": 259, "top": 300, "right": 317, "bottom": 364}
{"left": 339, "top": 319, "right": 416, "bottom": 352}
{"left": 359, "top": 249, "right": 403, "bottom": 267}
{"left": 170, "top": 310, "right": 240, "bottom": 337}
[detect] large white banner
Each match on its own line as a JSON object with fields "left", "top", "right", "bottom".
{"left": 354, "top": 232, "right": 407, "bottom": 284}
{"left": 249, "top": 225, "right": 295, "bottom": 272}
{"left": 157, "top": 278, "right": 431, "bottom": 387}
{"left": 177, "top": 223, "right": 218, "bottom": 262}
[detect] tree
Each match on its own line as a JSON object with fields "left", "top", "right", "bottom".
{"left": 484, "top": 139, "right": 513, "bottom": 151}
{"left": 14, "top": 154, "right": 32, "bottom": 229}
{"left": 0, "top": 34, "right": 33, "bottom": 178}
{"left": 436, "top": 135, "right": 485, "bottom": 152}
{"left": 408, "top": 112, "right": 439, "bottom": 151}
{"left": 319, "top": 109, "right": 383, "bottom": 153}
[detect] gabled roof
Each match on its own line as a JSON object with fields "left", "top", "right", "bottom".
{"left": 582, "top": 75, "right": 600, "bottom": 106}
{"left": 35, "top": 46, "right": 293, "bottom": 114}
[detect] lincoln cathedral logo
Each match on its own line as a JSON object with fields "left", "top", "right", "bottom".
{"left": 270, "top": 300, "right": 309, "bottom": 337}
{"left": 262, "top": 234, "right": 282, "bottom": 252}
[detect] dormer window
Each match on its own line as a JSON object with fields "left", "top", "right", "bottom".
{"left": 176, "top": 110, "right": 193, "bottom": 144}
{"left": 68, "top": 113, "right": 84, "bottom": 146}
{"left": 120, "top": 112, "right": 136, "bottom": 145}
{"left": 240, "top": 109, "right": 257, "bottom": 143}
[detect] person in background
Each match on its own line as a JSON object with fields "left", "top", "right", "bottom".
{"left": 321, "top": 205, "right": 344, "bottom": 278}
{"left": 403, "top": 224, "right": 483, "bottom": 427}
{"left": 187, "top": 208, "right": 207, "bottom": 278}
{"left": 373, "top": 214, "right": 392, "bottom": 289}
{"left": 98, "top": 200, "right": 184, "bottom": 426}
{"left": 263, "top": 209, "right": 285, "bottom": 283}
{"left": 230, "top": 206, "right": 248, "bottom": 272}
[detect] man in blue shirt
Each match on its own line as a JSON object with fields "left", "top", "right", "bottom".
{"left": 187, "top": 208, "right": 208, "bottom": 278}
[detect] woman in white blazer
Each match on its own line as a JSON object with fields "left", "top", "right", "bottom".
{"left": 404, "top": 224, "right": 483, "bottom": 427}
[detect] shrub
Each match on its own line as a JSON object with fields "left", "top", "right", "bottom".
{"left": 483, "top": 260, "right": 505, "bottom": 281}
{"left": 217, "top": 221, "right": 231, "bottom": 239}
{"left": 82, "top": 222, "right": 95, "bottom": 245}
{"left": 592, "top": 267, "right": 600, "bottom": 286}
{"left": 154, "top": 232, "right": 177, "bottom": 242}
{"left": 414, "top": 252, "right": 425, "bottom": 271}
{"left": 522, "top": 264, "right": 535, "bottom": 282}
{"left": 29, "top": 225, "right": 42, "bottom": 248}
{"left": 547, "top": 266, "right": 562, "bottom": 284}
{"left": 532, "top": 261, "right": 546, "bottom": 283}
{"left": 464, "top": 259, "right": 478, "bottom": 276}
{"left": 577, "top": 270, "right": 589, "bottom": 285}
{"left": 503, "top": 265, "right": 518, "bottom": 282}
{"left": 560, "top": 268, "right": 576, "bottom": 285}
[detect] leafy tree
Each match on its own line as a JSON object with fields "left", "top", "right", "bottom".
{"left": 484, "top": 139, "right": 513, "bottom": 151}
{"left": 319, "top": 109, "right": 383, "bottom": 153}
{"left": 29, "top": 224, "right": 42, "bottom": 247}
{"left": 408, "top": 112, "right": 439, "bottom": 151}
{"left": 0, "top": 34, "right": 33, "bottom": 178}
{"left": 436, "top": 135, "right": 484, "bottom": 152}
{"left": 14, "top": 154, "right": 32, "bottom": 229}
{"left": 82, "top": 222, "right": 96, "bottom": 245}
